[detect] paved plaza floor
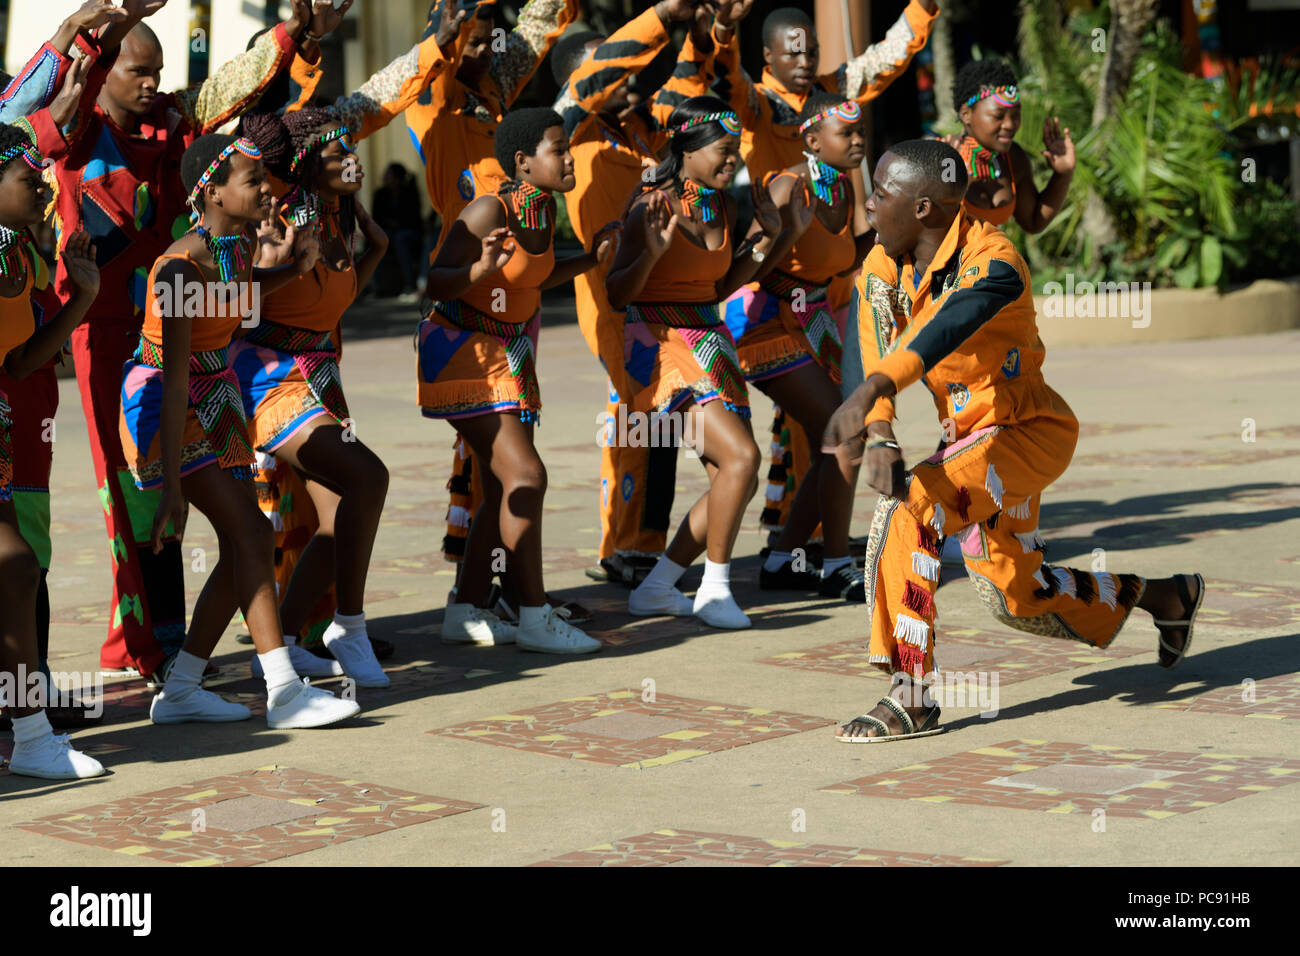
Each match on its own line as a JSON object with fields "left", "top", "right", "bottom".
{"left": 2, "top": 301, "right": 1297, "bottom": 867}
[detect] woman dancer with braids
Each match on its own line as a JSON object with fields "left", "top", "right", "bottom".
{"left": 946, "top": 59, "right": 1074, "bottom": 232}
{"left": 725, "top": 93, "right": 876, "bottom": 604}
{"left": 235, "top": 107, "right": 399, "bottom": 689}
{"left": 421, "top": 108, "right": 616, "bottom": 653}
{"left": 606, "top": 96, "right": 794, "bottom": 629}
{"left": 121, "top": 134, "right": 359, "bottom": 729}
{"left": 0, "top": 126, "right": 106, "bottom": 777}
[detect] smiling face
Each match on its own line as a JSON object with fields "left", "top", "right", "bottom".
{"left": 682, "top": 134, "right": 741, "bottom": 191}
{"left": 864, "top": 153, "right": 926, "bottom": 259}
{"left": 515, "top": 124, "right": 576, "bottom": 194}
{"left": 806, "top": 114, "right": 866, "bottom": 171}
{"left": 765, "top": 26, "right": 819, "bottom": 97}
{"left": 0, "top": 154, "right": 49, "bottom": 230}
{"left": 961, "top": 96, "right": 1021, "bottom": 154}
{"left": 104, "top": 33, "right": 163, "bottom": 117}
{"left": 204, "top": 151, "right": 273, "bottom": 224}
{"left": 314, "top": 128, "right": 363, "bottom": 195}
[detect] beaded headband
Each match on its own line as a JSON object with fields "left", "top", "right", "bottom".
{"left": 964, "top": 84, "right": 1019, "bottom": 109}
{"left": 288, "top": 126, "right": 354, "bottom": 175}
{"left": 798, "top": 100, "right": 861, "bottom": 134}
{"left": 187, "top": 138, "right": 262, "bottom": 207}
{"left": 0, "top": 141, "right": 46, "bottom": 171}
{"left": 668, "top": 111, "right": 741, "bottom": 139}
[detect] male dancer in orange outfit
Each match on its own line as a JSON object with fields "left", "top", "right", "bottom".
{"left": 825, "top": 139, "right": 1204, "bottom": 741}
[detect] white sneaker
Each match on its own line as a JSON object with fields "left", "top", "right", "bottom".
{"left": 628, "top": 583, "right": 694, "bottom": 617}
{"left": 266, "top": 679, "right": 361, "bottom": 729}
{"left": 150, "top": 687, "right": 252, "bottom": 724}
{"left": 251, "top": 643, "right": 345, "bottom": 680}
{"left": 693, "top": 590, "right": 751, "bottom": 629}
{"left": 516, "top": 605, "right": 602, "bottom": 655}
{"left": 441, "top": 603, "right": 517, "bottom": 646}
{"left": 322, "top": 630, "right": 390, "bottom": 688}
{"left": 7, "top": 732, "right": 107, "bottom": 779}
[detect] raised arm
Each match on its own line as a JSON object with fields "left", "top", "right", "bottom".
{"left": 21, "top": 53, "right": 101, "bottom": 163}
{"left": 605, "top": 194, "right": 671, "bottom": 311}
{"left": 327, "top": 1, "right": 468, "bottom": 143}
{"left": 0, "top": 1, "right": 121, "bottom": 123}
{"left": 172, "top": 17, "right": 303, "bottom": 134}
{"left": 425, "top": 196, "right": 513, "bottom": 302}
{"left": 643, "top": 4, "right": 723, "bottom": 144}
{"left": 553, "top": 1, "right": 692, "bottom": 140}
{"left": 4, "top": 232, "right": 98, "bottom": 380}
{"left": 492, "top": 0, "right": 579, "bottom": 107}
{"left": 709, "top": 0, "right": 762, "bottom": 134}
{"left": 829, "top": 0, "right": 938, "bottom": 104}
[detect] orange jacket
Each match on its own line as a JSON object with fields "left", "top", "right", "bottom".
{"left": 712, "top": 0, "right": 936, "bottom": 184}
{"left": 855, "top": 213, "right": 1071, "bottom": 438}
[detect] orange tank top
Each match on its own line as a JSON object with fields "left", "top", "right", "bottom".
{"left": 143, "top": 251, "right": 249, "bottom": 352}
{"left": 459, "top": 194, "right": 554, "bottom": 323}
{"left": 771, "top": 174, "right": 855, "bottom": 284}
{"left": 0, "top": 265, "right": 35, "bottom": 365}
{"left": 262, "top": 260, "right": 359, "bottom": 333}
{"left": 963, "top": 170, "right": 1017, "bottom": 227}
{"left": 635, "top": 190, "right": 731, "bottom": 303}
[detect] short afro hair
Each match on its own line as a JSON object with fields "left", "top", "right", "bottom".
{"left": 494, "top": 107, "right": 564, "bottom": 178}
{"left": 181, "top": 134, "right": 242, "bottom": 208}
{"left": 762, "top": 7, "right": 814, "bottom": 50}
{"left": 551, "top": 29, "right": 603, "bottom": 88}
{"left": 952, "top": 58, "right": 1019, "bottom": 113}
{"left": 883, "top": 138, "right": 968, "bottom": 202}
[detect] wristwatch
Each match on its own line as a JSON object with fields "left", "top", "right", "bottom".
{"left": 750, "top": 246, "right": 766, "bottom": 264}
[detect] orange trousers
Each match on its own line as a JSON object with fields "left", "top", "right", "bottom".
{"left": 863, "top": 414, "right": 1145, "bottom": 676}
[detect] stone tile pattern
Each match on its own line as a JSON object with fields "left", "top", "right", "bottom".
{"left": 759, "top": 628, "right": 1145, "bottom": 686}
{"left": 15, "top": 766, "right": 482, "bottom": 865}
{"left": 1154, "top": 674, "right": 1300, "bottom": 721}
{"left": 532, "top": 828, "right": 1008, "bottom": 867}
{"left": 823, "top": 740, "right": 1300, "bottom": 819}
{"left": 1196, "top": 580, "right": 1300, "bottom": 631}
{"left": 431, "top": 690, "right": 831, "bottom": 767}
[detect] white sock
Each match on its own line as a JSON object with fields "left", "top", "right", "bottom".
{"left": 325, "top": 611, "right": 366, "bottom": 641}
{"left": 822, "top": 555, "right": 853, "bottom": 577}
{"left": 11, "top": 710, "right": 53, "bottom": 747}
{"left": 518, "top": 605, "right": 547, "bottom": 629}
{"left": 697, "top": 559, "right": 732, "bottom": 596}
{"left": 162, "top": 650, "right": 207, "bottom": 699}
{"left": 258, "top": 645, "right": 300, "bottom": 700}
{"left": 763, "top": 550, "right": 793, "bottom": 573}
{"left": 638, "top": 556, "right": 686, "bottom": 591}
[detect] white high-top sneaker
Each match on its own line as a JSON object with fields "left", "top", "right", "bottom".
{"left": 516, "top": 605, "right": 602, "bottom": 655}
{"left": 441, "top": 603, "right": 517, "bottom": 646}
{"left": 322, "top": 630, "right": 390, "bottom": 688}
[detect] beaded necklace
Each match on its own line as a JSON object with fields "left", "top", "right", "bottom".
{"left": 959, "top": 134, "right": 1002, "bottom": 182}
{"left": 502, "top": 181, "right": 551, "bottom": 230}
{"left": 679, "top": 178, "right": 720, "bottom": 223}
{"left": 194, "top": 223, "right": 249, "bottom": 282}
{"left": 803, "top": 152, "right": 850, "bottom": 207}
{"left": 0, "top": 224, "right": 28, "bottom": 283}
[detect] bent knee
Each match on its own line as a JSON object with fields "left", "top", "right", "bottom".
{"left": 0, "top": 546, "right": 41, "bottom": 596}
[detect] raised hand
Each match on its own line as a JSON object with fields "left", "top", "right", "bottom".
{"left": 66, "top": 0, "right": 128, "bottom": 34}
{"left": 61, "top": 231, "right": 100, "bottom": 295}
{"left": 285, "top": 0, "right": 312, "bottom": 39}
{"left": 1041, "top": 116, "right": 1075, "bottom": 175}
{"left": 310, "top": 0, "right": 354, "bottom": 38}
{"left": 292, "top": 226, "right": 322, "bottom": 274}
{"left": 436, "top": 0, "right": 471, "bottom": 51}
{"left": 121, "top": 0, "right": 170, "bottom": 18}
{"left": 256, "top": 217, "right": 296, "bottom": 268}
{"left": 715, "top": 0, "right": 755, "bottom": 29}
{"left": 473, "top": 227, "right": 515, "bottom": 279}
{"left": 591, "top": 221, "right": 621, "bottom": 264}
{"left": 788, "top": 179, "right": 815, "bottom": 236}
{"left": 656, "top": 0, "right": 714, "bottom": 23}
{"left": 48, "top": 55, "right": 90, "bottom": 128}
{"left": 643, "top": 192, "right": 678, "bottom": 258}
{"left": 750, "top": 180, "right": 782, "bottom": 238}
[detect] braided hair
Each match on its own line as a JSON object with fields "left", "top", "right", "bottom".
{"left": 952, "top": 59, "right": 1019, "bottom": 113}
{"left": 241, "top": 106, "right": 355, "bottom": 241}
